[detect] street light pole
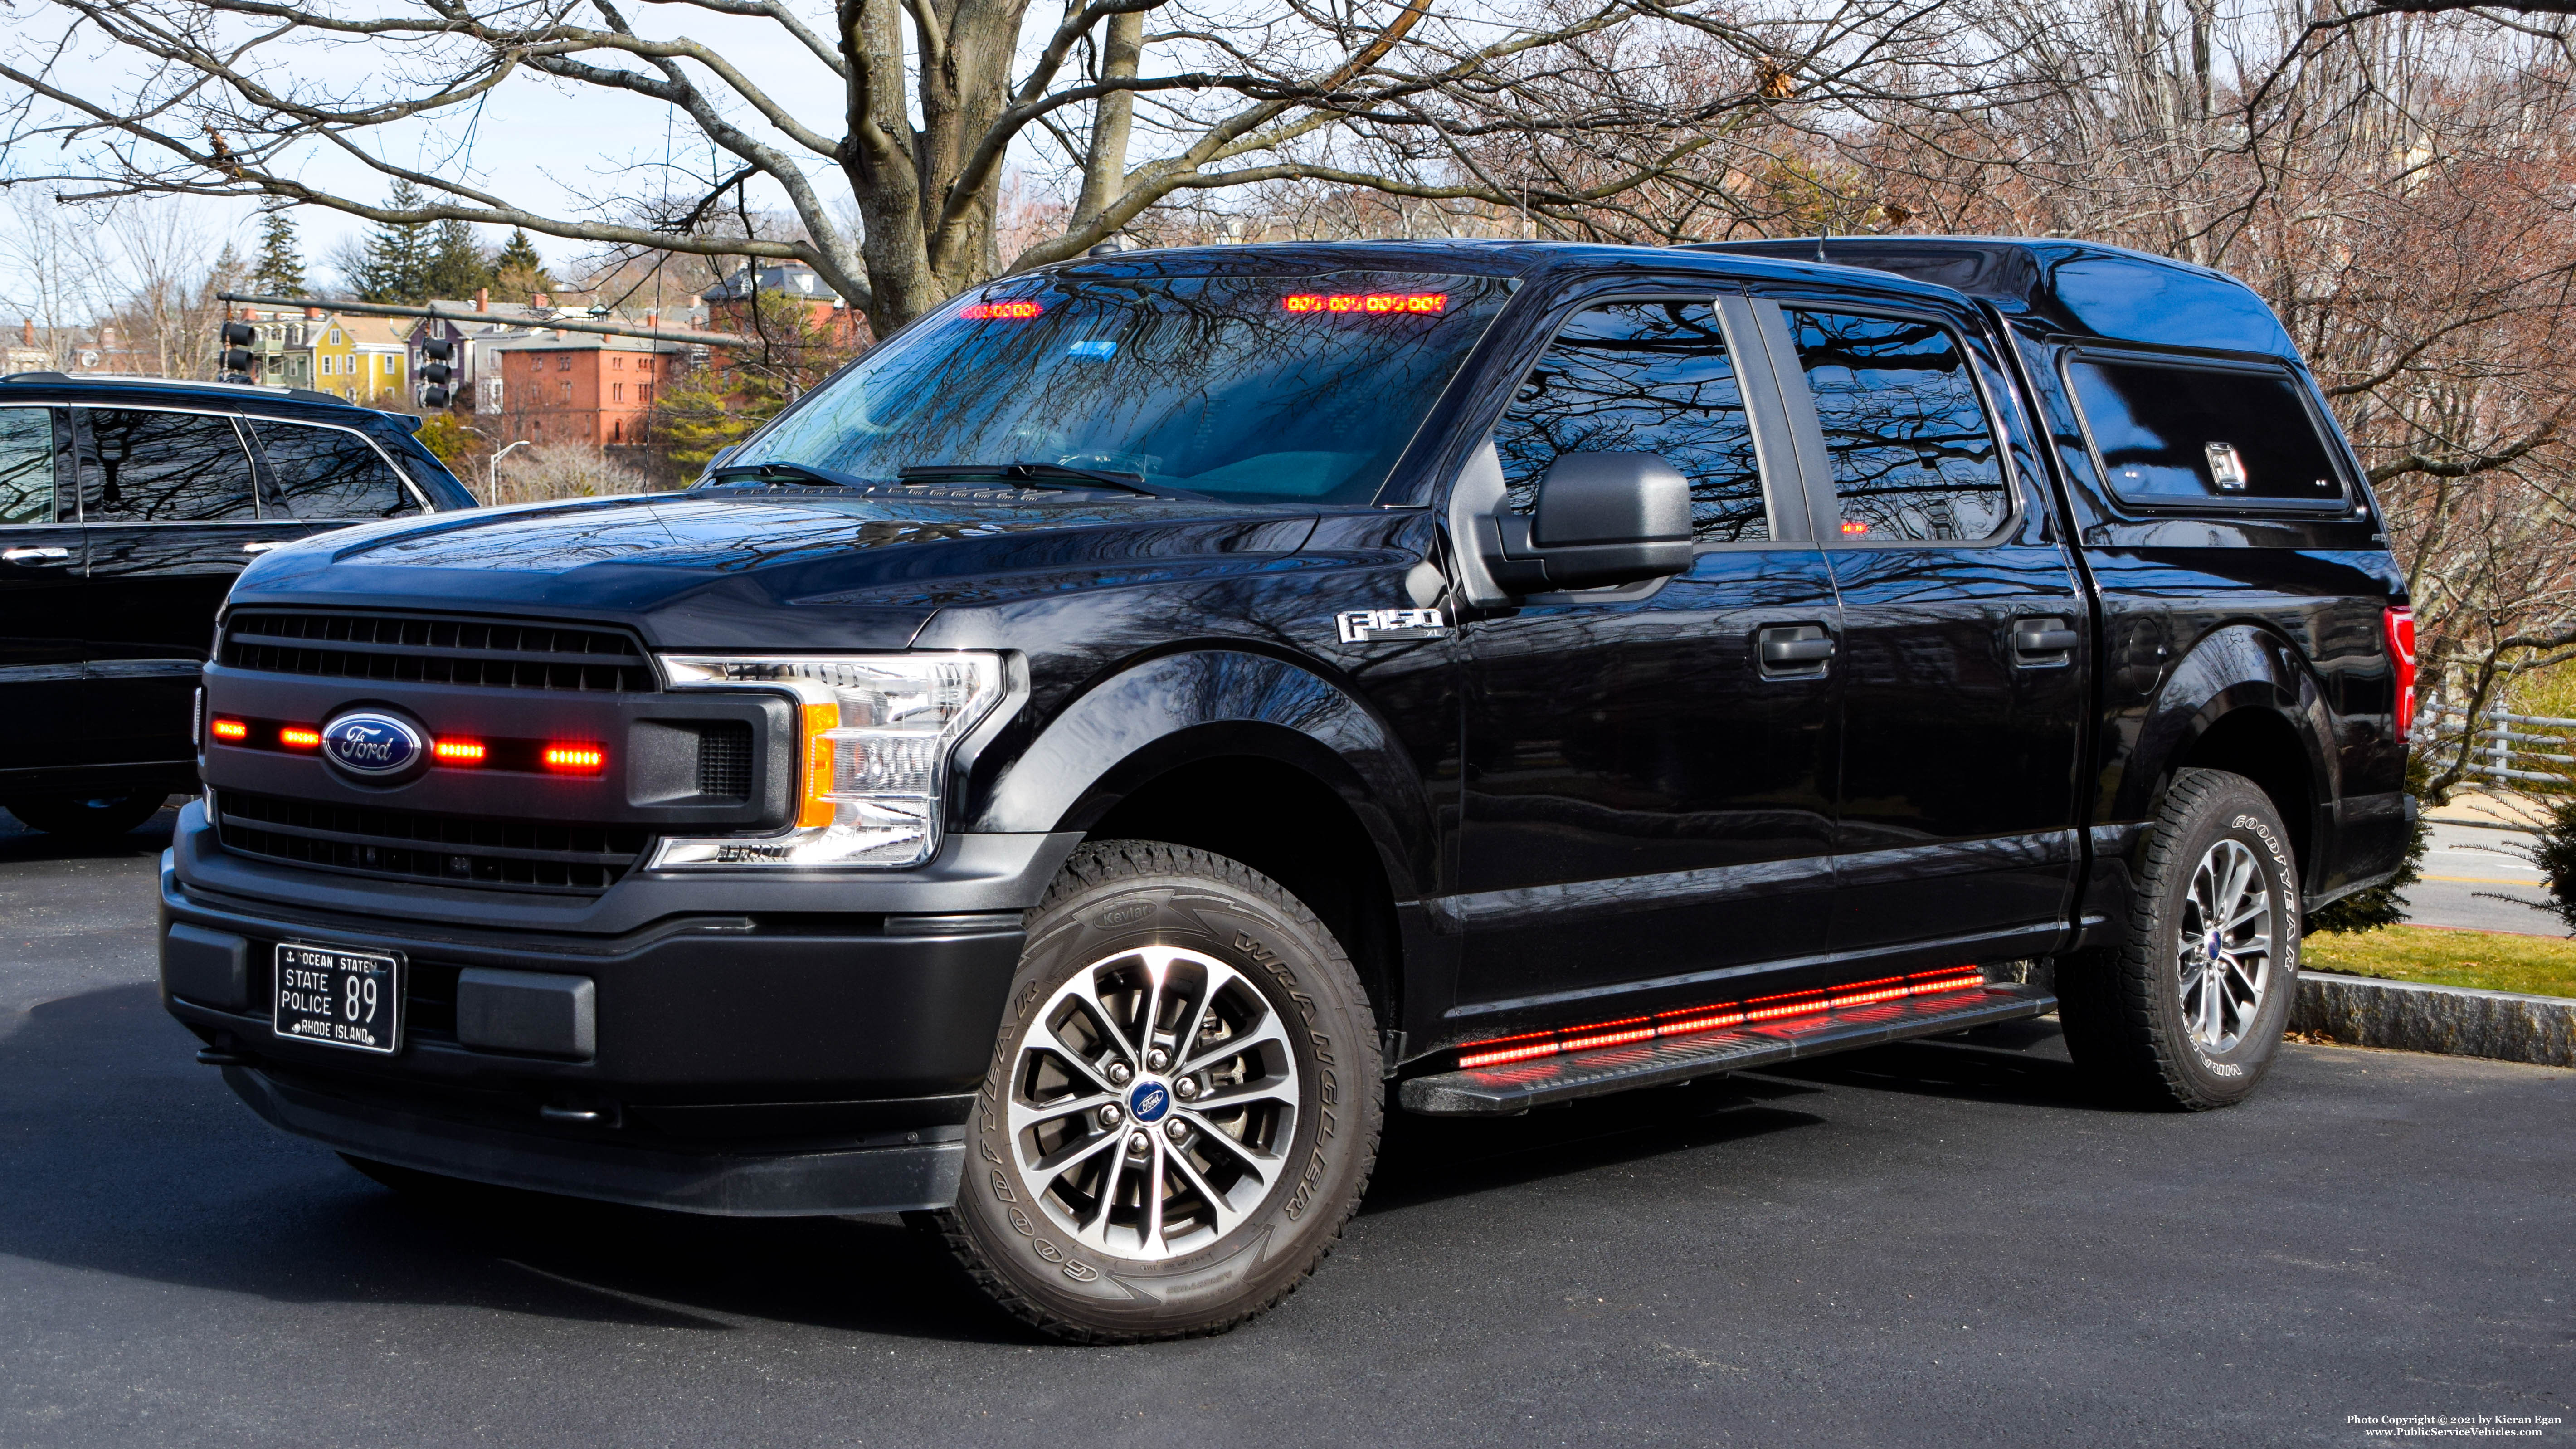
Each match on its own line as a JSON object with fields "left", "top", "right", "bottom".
{"left": 487, "top": 439, "right": 531, "bottom": 501}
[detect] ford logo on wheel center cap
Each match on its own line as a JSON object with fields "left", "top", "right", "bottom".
{"left": 1128, "top": 1081, "right": 1171, "bottom": 1123}
{"left": 320, "top": 710, "right": 427, "bottom": 781}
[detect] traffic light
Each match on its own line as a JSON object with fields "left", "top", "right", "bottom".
{"left": 421, "top": 335, "right": 455, "bottom": 408}
{"left": 219, "top": 320, "right": 255, "bottom": 379}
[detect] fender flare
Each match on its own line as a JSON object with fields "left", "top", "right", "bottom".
{"left": 2125, "top": 622, "right": 2338, "bottom": 841}
{"left": 962, "top": 649, "right": 1436, "bottom": 900}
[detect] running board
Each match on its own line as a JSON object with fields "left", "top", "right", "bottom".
{"left": 1399, "top": 982, "right": 2056, "bottom": 1117}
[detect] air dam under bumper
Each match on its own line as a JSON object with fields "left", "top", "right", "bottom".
{"left": 225, "top": 1064, "right": 964, "bottom": 1216}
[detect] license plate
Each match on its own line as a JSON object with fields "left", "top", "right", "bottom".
{"left": 273, "top": 943, "right": 403, "bottom": 1054}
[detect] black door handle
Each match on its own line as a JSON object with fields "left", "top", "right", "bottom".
{"left": 2013, "top": 617, "right": 2080, "bottom": 658}
{"left": 1758, "top": 624, "right": 1836, "bottom": 676}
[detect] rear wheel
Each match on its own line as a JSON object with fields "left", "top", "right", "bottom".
{"left": 913, "top": 839, "right": 1383, "bottom": 1342}
{"left": 2, "top": 790, "right": 170, "bottom": 839}
{"left": 2059, "top": 767, "right": 2300, "bottom": 1110}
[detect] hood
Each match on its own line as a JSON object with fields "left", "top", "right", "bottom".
{"left": 229, "top": 487, "right": 1326, "bottom": 650}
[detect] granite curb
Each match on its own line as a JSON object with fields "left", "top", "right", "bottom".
{"left": 2293, "top": 971, "right": 2576, "bottom": 1067}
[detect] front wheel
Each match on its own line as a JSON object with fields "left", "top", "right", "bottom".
{"left": 2059, "top": 767, "right": 2301, "bottom": 1110}
{"left": 913, "top": 840, "right": 1383, "bottom": 1342}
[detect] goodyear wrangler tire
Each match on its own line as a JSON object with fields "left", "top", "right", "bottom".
{"left": 914, "top": 839, "right": 1383, "bottom": 1342}
{"left": 2059, "top": 768, "right": 2300, "bottom": 1111}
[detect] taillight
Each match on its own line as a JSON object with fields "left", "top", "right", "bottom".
{"left": 2384, "top": 606, "right": 2416, "bottom": 742}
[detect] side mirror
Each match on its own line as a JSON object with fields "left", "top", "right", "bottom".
{"left": 1479, "top": 452, "right": 1693, "bottom": 594}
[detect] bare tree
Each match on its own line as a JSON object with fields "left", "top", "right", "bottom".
{"left": 0, "top": 0, "right": 2024, "bottom": 331}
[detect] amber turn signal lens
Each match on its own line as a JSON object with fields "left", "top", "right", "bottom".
{"left": 797, "top": 702, "right": 840, "bottom": 827}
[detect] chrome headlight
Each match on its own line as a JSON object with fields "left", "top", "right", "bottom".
{"left": 649, "top": 653, "right": 1005, "bottom": 869}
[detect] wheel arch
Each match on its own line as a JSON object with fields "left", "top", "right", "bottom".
{"left": 965, "top": 649, "right": 1432, "bottom": 1036}
{"left": 2128, "top": 623, "right": 2337, "bottom": 891}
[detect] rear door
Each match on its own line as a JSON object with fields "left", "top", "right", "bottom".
{"left": 69, "top": 406, "right": 278, "bottom": 768}
{"left": 0, "top": 405, "right": 86, "bottom": 767}
{"left": 1453, "top": 291, "right": 1844, "bottom": 1028}
{"left": 1749, "top": 295, "right": 2088, "bottom": 967}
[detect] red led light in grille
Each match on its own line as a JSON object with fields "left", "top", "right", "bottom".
{"left": 278, "top": 726, "right": 321, "bottom": 749}
{"left": 433, "top": 738, "right": 487, "bottom": 765}
{"left": 1452, "top": 967, "right": 1990, "bottom": 1069}
{"left": 209, "top": 717, "right": 248, "bottom": 742}
{"left": 542, "top": 744, "right": 605, "bottom": 774}
{"left": 1281, "top": 293, "right": 1448, "bottom": 315}
{"left": 960, "top": 300, "right": 1043, "bottom": 320}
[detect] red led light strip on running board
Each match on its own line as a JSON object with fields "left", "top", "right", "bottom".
{"left": 1452, "top": 967, "right": 1990, "bottom": 1070}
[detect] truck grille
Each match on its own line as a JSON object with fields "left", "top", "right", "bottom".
{"left": 213, "top": 789, "right": 650, "bottom": 894}
{"left": 696, "top": 722, "right": 753, "bottom": 799}
{"left": 221, "top": 610, "right": 654, "bottom": 693}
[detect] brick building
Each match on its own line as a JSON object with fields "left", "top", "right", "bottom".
{"left": 489, "top": 332, "right": 685, "bottom": 448}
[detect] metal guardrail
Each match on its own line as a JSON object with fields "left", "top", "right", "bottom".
{"left": 2430, "top": 708, "right": 2576, "bottom": 784}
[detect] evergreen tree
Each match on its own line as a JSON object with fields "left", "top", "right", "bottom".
{"left": 420, "top": 218, "right": 491, "bottom": 300}
{"left": 490, "top": 228, "right": 555, "bottom": 300}
{"left": 355, "top": 181, "right": 434, "bottom": 303}
{"left": 250, "top": 210, "right": 306, "bottom": 297}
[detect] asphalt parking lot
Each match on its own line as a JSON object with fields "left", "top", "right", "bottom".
{"left": 2, "top": 809, "right": 2569, "bottom": 1448}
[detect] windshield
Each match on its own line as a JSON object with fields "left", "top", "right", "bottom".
{"left": 721, "top": 270, "right": 1515, "bottom": 505}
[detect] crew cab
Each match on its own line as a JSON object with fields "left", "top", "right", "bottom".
{"left": 156, "top": 238, "right": 2413, "bottom": 1342}
{"left": 0, "top": 374, "right": 474, "bottom": 837}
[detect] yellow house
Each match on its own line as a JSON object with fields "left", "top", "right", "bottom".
{"left": 306, "top": 313, "right": 408, "bottom": 403}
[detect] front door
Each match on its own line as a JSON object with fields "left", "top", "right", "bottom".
{"left": 1452, "top": 293, "right": 1842, "bottom": 1033}
{"left": 1753, "top": 298, "right": 2088, "bottom": 966}
{"left": 0, "top": 405, "right": 86, "bottom": 770}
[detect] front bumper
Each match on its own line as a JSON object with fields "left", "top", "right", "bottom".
{"left": 160, "top": 801, "right": 1071, "bottom": 1215}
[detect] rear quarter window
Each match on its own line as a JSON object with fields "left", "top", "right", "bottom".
{"left": 2064, "top": 354, "right": 2348, "bottom": 510}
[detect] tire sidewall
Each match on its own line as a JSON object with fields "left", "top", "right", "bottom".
{"left": 2150, "top": 781, "right": 2301, "bottom": 1103}
{"left": 955, "top": 852, "right": 1378, "bottom": 1335}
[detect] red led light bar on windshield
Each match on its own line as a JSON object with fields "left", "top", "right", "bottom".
{"left": 1282, "top": 293, "right": 1448, "bottom": 315}
{"left": 1452, "top": 966, "right": 1989, "bottom": 1069}
{"left": 960, "top": 300, "right": 1044, "bottom": 321}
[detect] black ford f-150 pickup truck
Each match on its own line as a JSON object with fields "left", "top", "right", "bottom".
{"left": 159, "top": 236, "right": 2414, "bottom": 1342}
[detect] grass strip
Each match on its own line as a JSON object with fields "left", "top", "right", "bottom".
{"left": 2302, "top": 925, "right": 2576, "bottom": 1000}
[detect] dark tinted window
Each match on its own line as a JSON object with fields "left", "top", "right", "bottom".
{"left": 1787, "top": 310, "right": 2010, "bottom": 542}
{"left": 77, "top": 408, "right": 258, "bottom": 522}
{"left": 1494, "top": 300, "right": 1768, "bottom": 544}
{"left": 2066, "top": 357, "right": 2346, "bottom": 507}
{"left": 730, "top": 271, "right": 1512, "bottom": 504}
{"left": 0, "top": 407, "right": 57, "bottom": 526}
{"left": 249, "top": 420, "right": 419, "bottom": 519}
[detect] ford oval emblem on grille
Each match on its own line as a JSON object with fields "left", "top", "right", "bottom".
{"left": 320, "top": 710, "right": 426, "bottom": 780}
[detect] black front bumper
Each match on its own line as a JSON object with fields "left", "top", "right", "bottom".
{"left": 159, "top": 801, "right": 1070, "bottom": 1215}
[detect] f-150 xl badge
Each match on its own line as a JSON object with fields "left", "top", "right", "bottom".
{"left": 1335, "top": 607, "right": 1448, "bottom": 643}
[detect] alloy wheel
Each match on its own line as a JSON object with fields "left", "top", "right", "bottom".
{"left": 2176, "top": 838, "right": 2274, "bottom": 1054}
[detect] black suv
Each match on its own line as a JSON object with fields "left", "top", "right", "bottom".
{"left": 0, "top": 374, "right": 474, "bottom": 837}
{"left": 158, "top": 239, "right": 2412, "bottom": 1342}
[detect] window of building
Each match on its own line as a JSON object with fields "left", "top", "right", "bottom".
{"left": 1492, "top": 299, "right": 1769, "bottom": 545}
{"left": 613, "top": 382, "right": 624, "bottom": 401}
{"left": 75, "top": 408, "right": 259, "bottom": 522}
{"left": 558, "top": 354, "right": 572, "bottom": 372}
{"left": 560, "top": 381, "right": 573, "bottom": 403}
{"left": 612, "top": 420, "right": 623, "bottom": 442}
{"left": 640, "top": 384, "right": 652, "bottom": 406}
{"left": 613, "top": 356, "right": 625, "bottom": 370}
{"left": 1782, "top": 308, "right": 2011, "bottom": 543}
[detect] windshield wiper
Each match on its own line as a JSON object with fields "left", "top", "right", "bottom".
{"left": 898, "top": 462, "right": 1213, "bottom": 502}
{"left": 707, "top": 460, "right": 865, "bottom": 489}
